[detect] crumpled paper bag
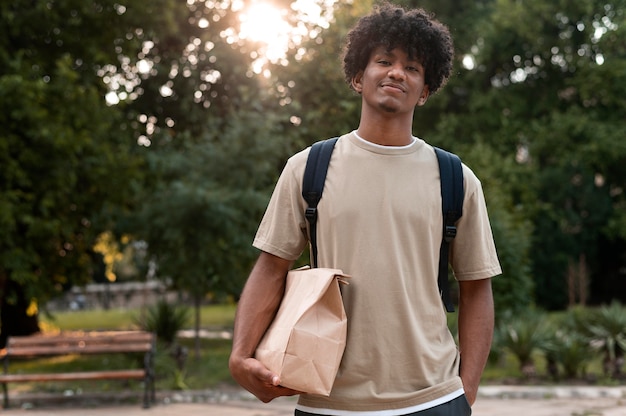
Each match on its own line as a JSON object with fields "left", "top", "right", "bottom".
{"left": 255, "top": 266, "right": 349, "bottom": 396}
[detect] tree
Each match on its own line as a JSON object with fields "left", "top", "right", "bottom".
{"left": 420, "top": 0, "right": 626, "bottom": 308}
{"left": 132, "top": 108, "right": 286, "bottom": 356}
{"left": 115, "top": 1, "right": 337, "bottom": 349}
{"left": 0, "top": 0, "right": 162, "bottom": 344}
{"left": 0, "top": 0, "right": 339, "bottom": 345}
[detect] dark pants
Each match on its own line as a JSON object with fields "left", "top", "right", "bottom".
{"left": 295, "top": 394, "right": 472, "bottom": 416}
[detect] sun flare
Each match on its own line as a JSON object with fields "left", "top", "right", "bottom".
{"left": 236, "top": 0, "right": 334, "bottom": 75}
{"left": 239, "top": 3, "right": 291, "bottom": 46}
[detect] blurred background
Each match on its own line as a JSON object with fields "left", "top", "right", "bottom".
{"left": 1, "top": 0, "right": 625, "bottom": 390}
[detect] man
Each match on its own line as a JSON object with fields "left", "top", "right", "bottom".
{"left": 229, "top": 3, "right": 502, "bottom": 415}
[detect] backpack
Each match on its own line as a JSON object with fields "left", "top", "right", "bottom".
{"left": 302, "top": 137, "right": 463, "bottom": 312}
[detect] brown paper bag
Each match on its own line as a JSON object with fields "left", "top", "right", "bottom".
{"left": 255, "top": 266, "right": 349, "bottom": 396}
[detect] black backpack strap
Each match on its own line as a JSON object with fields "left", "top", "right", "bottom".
{"left": 302, "top": 137, "right": 339, "bottom": 268}
{"left": 434, "top": 147, "right": 464, "bottom": 312}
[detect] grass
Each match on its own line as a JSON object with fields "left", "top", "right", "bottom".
{"left": 40, "top": 303, "right": 237, "bottom": 332}
{"left": 41, "top": 308, "right": 138, "bottom": 331}
{"left": 176, "top": 338, "right": 233, "bottom": 388}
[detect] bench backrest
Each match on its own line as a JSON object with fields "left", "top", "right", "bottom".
{"left": 2, "top": 331, "right": 155, "bottom": 357}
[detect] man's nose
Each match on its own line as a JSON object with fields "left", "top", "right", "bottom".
{"left": 387, "top": 64, "right": 406, "bottom": 80}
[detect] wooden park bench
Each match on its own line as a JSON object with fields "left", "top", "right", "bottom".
{"left": 0, "top": 330, "right": 156, "bottom": 408}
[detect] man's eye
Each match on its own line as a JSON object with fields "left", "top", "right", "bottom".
{"left": 407, "top": 66, "right": 419, "bottom": 72}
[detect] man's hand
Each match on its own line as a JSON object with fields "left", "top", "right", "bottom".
{"left": 229, "top": 356, "right": 301, "bottom": 403}
{"left": 461, "top": 380, "right": 478, "bottom": 407}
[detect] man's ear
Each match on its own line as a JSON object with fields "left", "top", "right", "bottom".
{"left": 351, "top": 72, "right": 364, "bottom": 94}
{"left": 417, "top": 85, "right": 430, "bottom": 106}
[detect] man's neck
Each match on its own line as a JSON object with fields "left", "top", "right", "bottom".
{"left": 354, "top": 100, "right": 417, "bottom": 146}
{"left": 356, "top": 115, "right": 415, "bottom": 146}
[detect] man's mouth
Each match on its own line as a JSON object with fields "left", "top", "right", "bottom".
{"left": 381, "top": 82, "right": 405, "bottom": 93}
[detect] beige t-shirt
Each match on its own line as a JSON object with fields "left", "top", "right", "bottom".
{"left": 253, "top": 132, "right": 502, "bottom": 413}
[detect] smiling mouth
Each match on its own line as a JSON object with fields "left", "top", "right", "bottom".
{"left": 381, "top": 83, "right": 405, "bottom": 93}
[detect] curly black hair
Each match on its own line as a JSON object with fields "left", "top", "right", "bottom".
{"left": 342, "top": 2, "right": 454, "bottom": 94}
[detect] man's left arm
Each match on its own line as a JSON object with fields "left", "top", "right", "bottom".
{"left": 457, "top": 278, "right": 494, "bottom": 406}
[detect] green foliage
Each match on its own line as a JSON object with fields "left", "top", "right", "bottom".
{"left": 118, "top": 2, "right": 311, "bottom": 309}
{"left": 493, "top": 304, "right": 626, "bottom": 381}
{"left": 460, "top": 142, "right": 535, "bottom": 317}
{"left": 151, "top": 341, "right": 190, "bottom": 390}
{"left": 0, "top": 0, "right": 153, "bottom": 331}
{"left": 423, "top": 0, "right": 626, "bottom": 308}
{"left": 543, "top": 308, "right": 594, "bottom": 379}
{"left": 131, "top": 116, "right": 285, "bottom": 302}
{"left": 495, "top": 309, "right": 551, "bottom": 377}
{"left": 547, "top": 332, "right": 592, "bottom": 379}
{"left": 134, "top": 299, "right": 190, "bottom": 346}
{"left": 585, "top": 301, "right": 626, "bottom": 378}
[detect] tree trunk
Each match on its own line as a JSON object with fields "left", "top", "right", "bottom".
{"left": 194, "top": 292, "right": 201, "bottom": 360}
{"left": 0, "top": 278, "right": 40, "bottom": 348}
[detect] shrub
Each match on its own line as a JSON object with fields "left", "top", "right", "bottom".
{"left": 134, "top": 299, "right": 190, "bottom": 346}
{"left": 543, "top": 310, "right": 594, "bottom": 380}
{"left": 585, "top": 301, "right": 626, "bottom": 379}
{"left": 495, "top": 308, "right": 551, "bottom": 378}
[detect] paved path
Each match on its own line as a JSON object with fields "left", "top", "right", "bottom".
{"left": 1, "top": 386, "right": 625, "bottom": 415}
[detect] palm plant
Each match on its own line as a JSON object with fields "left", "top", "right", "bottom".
{"left": 585, "top": 301, "right": 626, "bottom": 379}
{"left": 496, "top": 308, "right": 551, "bottom": 378}
{"left": 135, "top": 298, "right": 191, "bottom": 389}
{"left": 135, "top": 298, "right": 191, "bottom": 347}
{"left": 543, "top": 313, "right": 593, "bottom": 381}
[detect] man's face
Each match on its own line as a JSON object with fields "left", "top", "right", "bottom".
{"left": 352, "top": 46, "right": 430, "bottom": 115}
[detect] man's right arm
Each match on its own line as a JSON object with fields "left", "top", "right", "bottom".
{"left": 228, "top": 251, "right": 300, "bottom": 402}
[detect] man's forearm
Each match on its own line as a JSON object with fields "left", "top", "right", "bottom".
{"left": 230, "top": 252, "right": 292, "bottom": 360}
{"left": 457, "top": 278, "right": 494, "bottom": 405}
{"left": 228, "top": 252, "right": 299, "bottom": 402}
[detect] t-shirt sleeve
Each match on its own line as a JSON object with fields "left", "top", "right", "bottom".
{"left": 451, "top": 165, "right": 503, "bottom": 281}
{"left": 253, "top": 151, "right": 310, "bottom": 261}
